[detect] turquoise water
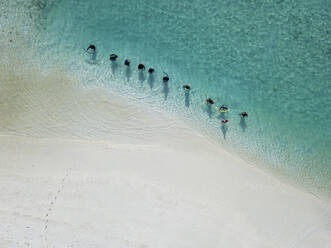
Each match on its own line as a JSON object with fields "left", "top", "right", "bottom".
{"left": 2, "top": 1, "right": 331, "bottom": 194}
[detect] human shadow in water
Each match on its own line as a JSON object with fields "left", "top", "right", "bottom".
{"left": 206, "top": 104, "right": 212, "bottom": 118}
{"left": 239, "top": 117, "right": 247, "bottom": 132}
{"left": 163, "top": 83, "right": 169, "bottom": 100}
{"left": 138, "top": 71, "right": 146, "bottom": 85}
{"left": 184, "top": 91, "right": 190, "bottom": 107}
{"left": 147, "top": 74, "right": 155, "bottom": 89}
{"left": 221, "top": 124, "right": 228, "bottom": 139}
{"left": 125, "top": 67, "right": 131, "bottom": 82}
{"left": 86, "top": 51, "right": 97, "bottom": 65}
{"left": 111, "top": 62, "right": 118, "bottom": 74}
{"left": 217, "top": 112, "right": 226, "bottom": 120}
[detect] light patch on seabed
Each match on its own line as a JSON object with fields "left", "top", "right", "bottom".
{"left": 0, "top": 35, "right": 133, "bottom": 141}
{"left": 0, "top": 33, "right": 188, "bottom": 146}
{"left": 0, "top": 56, "right": 150, "bottom": 141}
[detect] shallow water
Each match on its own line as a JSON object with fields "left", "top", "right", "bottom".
{"left": 1, "top": 0, "right": 330, "bottom": 195}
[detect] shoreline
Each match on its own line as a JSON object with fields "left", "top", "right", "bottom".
{"left": 0, "top": 58, "right": 329, "bottom": 200}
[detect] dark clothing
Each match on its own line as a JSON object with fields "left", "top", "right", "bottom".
{"left": 138, "top": 64, "right": 145, "bottom": 70}
{"left": 220, "top": 105, "right": 228, "bottom": 110}
{"left": 86, "top": 44, "right": 96, "bottom": 54}
{"left": 87, "top": 44, "right": 96, "bottom": 51}
{"left": 124, "top": 59, "right": 130, "bottom": 66}
{"left": 109, "top": 54, "right": 118, "bottom": 61}
{"left": 241, "top": 112, "right": 248, "bottom": 117}
{"left": 163, "top": 76, "right": 169, "bottom": 82}
{"left": 206, "top": 98, "right": 215, "bottom": 104}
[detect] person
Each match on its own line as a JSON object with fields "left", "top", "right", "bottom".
{"left": 219, "top": 105, "right": 229, "bottom": 111}
{"left": 206, "top": 98, "right": 215, "bottom": 104}
{"left": 163, "top": 72, "right": 169, "bottom": 82}
{"left": 241, "top": 112, "right": 248, "bottom": 118}
{"left": 148, "top": 68, "right": 154, "bottom": 74}
{"left": 124, "top": 59, "right": 130, "bottom": 66}
{"left": 163, "top": 76, "right": 169, "bottom": 82}
{"left": 138, "top": 64, "right": 145, "bottom": 70}
{"left": 221, "top": 119, "right": 229, "bottom": 123}
{"left": 85, "top": 44, "right": 96, "bottom": 54}
{"left": 183, "top": 84, "right": 191, "bottom": 90}
{"left": 109, "top": 54, "right": 118, "bottom": 61}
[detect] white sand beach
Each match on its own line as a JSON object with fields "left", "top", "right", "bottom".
{"left": 1, "top": 89, "right": 330, "bottom": 247}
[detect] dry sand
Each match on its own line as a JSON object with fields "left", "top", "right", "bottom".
{"left": 1, "top": 109, "right": 330, "bottom": 247}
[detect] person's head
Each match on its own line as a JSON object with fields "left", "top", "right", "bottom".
{"left": 138, "top": 64, "right": 145, "bottom": 70}
{"left": 221, "top": 119, "right": 228, "bottom": 123}
{"left": 183, "top": 85, "right": 191, "bottom": 90}
{"left": 88, "top": 44, "right": 96, "bottom": 50}
{"left": 109, "top": 54, "right": 118, "bottom": 61}
{"left": 148, "top": 68, "right": 154, "bottom": 74}
{"left": 241, "top": 112, "right": 248, "bottom": 117}
{"left": 124, "top": 59, "right": 130, "bottom": 66}
{"left": 163, "top": 76, "right": 169, "bottom": 82}
{"left": 86, "top": 45, "right": 96, "bottom": 54}
{"left": 206, "top": 98, "right": 214, "bottom": 104}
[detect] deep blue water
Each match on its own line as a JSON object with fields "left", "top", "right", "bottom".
{"left": 4, "top": 0, "right": 331, "bottom": 194}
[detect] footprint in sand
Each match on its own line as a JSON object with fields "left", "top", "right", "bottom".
{"left": 43, "top": 168, "right": 72, "bottom": 241}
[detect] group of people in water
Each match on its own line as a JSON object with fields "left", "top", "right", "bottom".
{"left": 85, "top": 44, "right": 248, "bottom": 125}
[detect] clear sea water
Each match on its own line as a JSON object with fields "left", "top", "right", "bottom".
{"left": 1, "top": 0, "right": 330, "bottom": 195}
